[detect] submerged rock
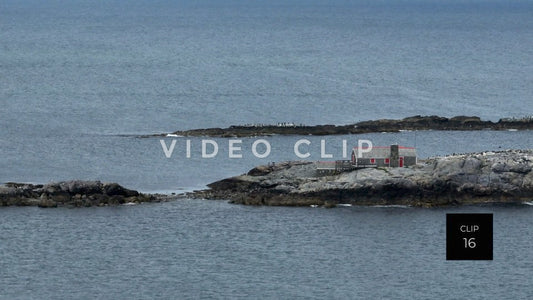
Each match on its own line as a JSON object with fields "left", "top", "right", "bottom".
{"left": 0, "top": 181, "right": 157, "bottom": 208}
{"left": 194, "top": 150, "right": 533, "bottom": 207}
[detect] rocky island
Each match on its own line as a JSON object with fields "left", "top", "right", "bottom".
{"left": 4, "top": 150, "right": 533, "bottom": 208}
{"left": 158, "top": 115, "right": 533, "bottom": 137}
{"left": 194, "top": 150, "right": 533, "bottom": 207}
{"left": 0, "top": 181, "right": 163, "bottom": 208}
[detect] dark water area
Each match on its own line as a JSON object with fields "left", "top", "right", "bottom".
{"left": 1, "top": 201, "right": 532, "bottom": 299}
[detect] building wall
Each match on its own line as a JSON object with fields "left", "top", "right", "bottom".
{"left": 403, "top": 156, "right": 417, "bottom": 166}
{"left": 351, "top": 145, "right": 417, "bottom": 167}
{"left": 356, "top": 157, "right": 416, "bottom": 167}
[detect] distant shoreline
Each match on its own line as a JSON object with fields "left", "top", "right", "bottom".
{"left": 149, "top": 115, "right": 533, "bottom": 138}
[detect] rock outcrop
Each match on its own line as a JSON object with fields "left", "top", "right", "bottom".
{"left": 0, "top": 181, "right": 158, "bottom": 207}
{"left": 194, "top": 150, "right": 533, "bottom": 207}
{"left": 156, "top": 115, "right": 533, "bottom": 137}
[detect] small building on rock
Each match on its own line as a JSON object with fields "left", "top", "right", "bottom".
{"left": 351, "top": 145, "right": 417, "bottom": 168}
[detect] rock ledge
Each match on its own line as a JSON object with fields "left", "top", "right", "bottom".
{"left": 0, "top": 181, "right": 160, "bottom": 208}
{"left": 193, "top": 150, "right": 533, "bottom": 207}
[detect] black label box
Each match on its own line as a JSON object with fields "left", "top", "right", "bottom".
{"left": 446, "top": 213, "right": 493, "bottom": 260}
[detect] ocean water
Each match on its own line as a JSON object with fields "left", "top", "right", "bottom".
{"left": 2, "top": 130, "right": 533, "bottom": 193}
{"left": 1, "top": 202, "right": 533, "bottom": 299}
{"left": 2, "top": 0, "right": 533, "bottom": 135}
{"left": 1, "top": 0, "right": 533, "bottom": 298}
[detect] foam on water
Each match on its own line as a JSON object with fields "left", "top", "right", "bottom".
{"left": 371, "top": 205, "right": 411, "bottom": 208}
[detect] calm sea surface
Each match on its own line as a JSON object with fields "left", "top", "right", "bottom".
{"left": 1, "top": 0, "right": 532, "bottom": 298}
{"left": 1, "top": 202, "right": 532, "bottom": 299}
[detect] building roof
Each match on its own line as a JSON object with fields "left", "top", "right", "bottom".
{"left": 352, "top": 145, "right": 417, "bottom": 158}
{"left": 352, "top": 146, "right": 415, "bottom": 150}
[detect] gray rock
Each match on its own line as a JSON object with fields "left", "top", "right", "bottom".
{"left": 0, "top": 181, "right": 157, "bottom": 208}
{"left": 197, "top": 150, "right": 533, "bottom": 207}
